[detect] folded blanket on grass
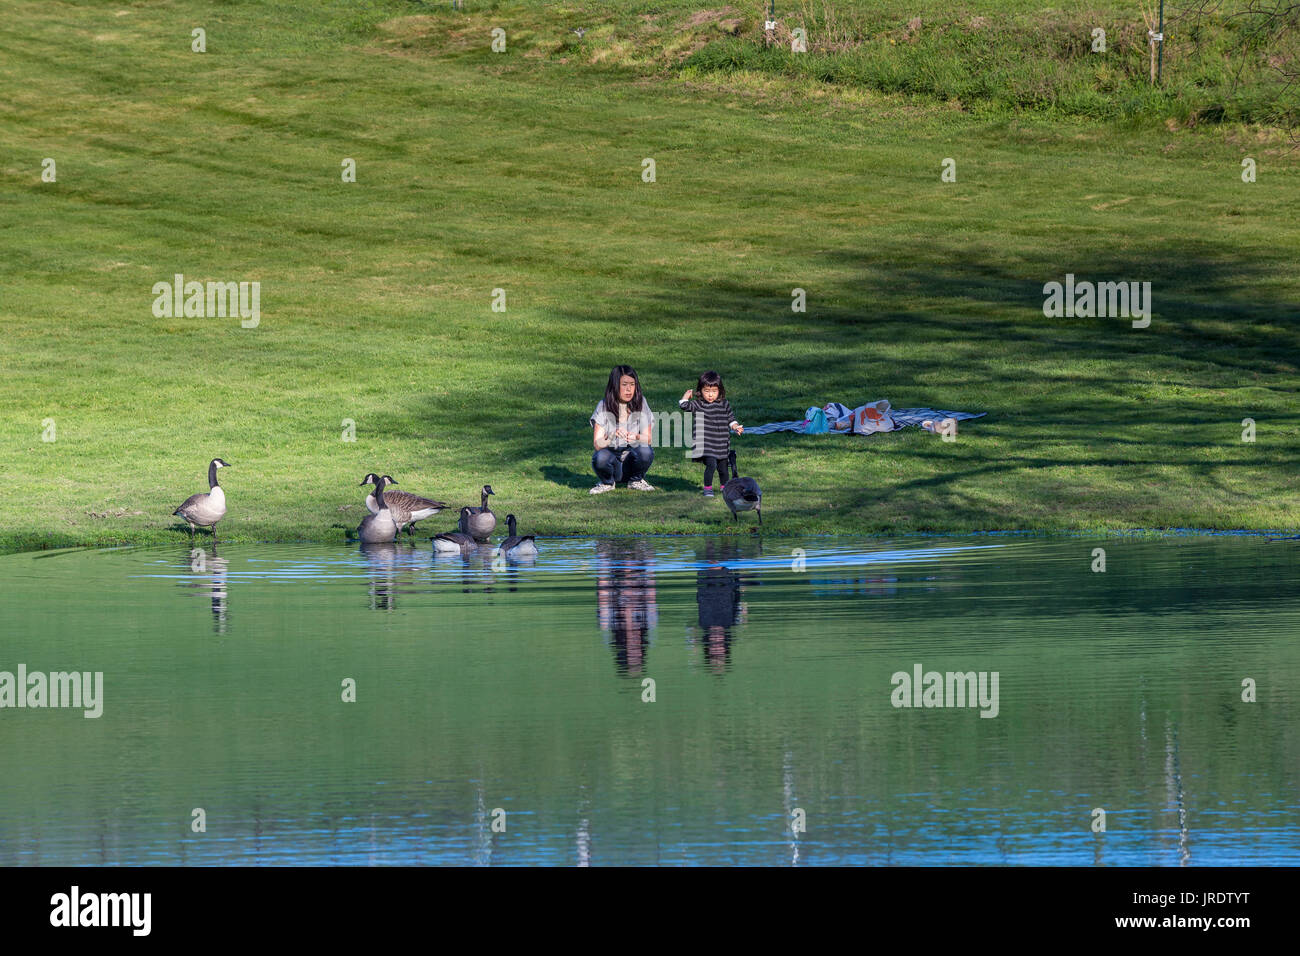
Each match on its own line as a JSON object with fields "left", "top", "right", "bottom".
{"left": 747, "top": 401, "right": 986, "bottom": 436}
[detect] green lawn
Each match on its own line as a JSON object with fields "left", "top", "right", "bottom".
{"left": 2, "top": 0, "right": 1297, "bottom": 552}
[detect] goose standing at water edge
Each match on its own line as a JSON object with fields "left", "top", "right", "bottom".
{"left": 466, "top": 484, "right": 496, "bottom": 542}
{"left": 357, "top": 475, "right": 399, "bottom": 543}
{"left": 361, "top": 473, "right": 448, "bottom": 536}
{"left": 497, "top": 514, "right": 538, "bottom": 558}
{"left": 722, "top": 449, "right": 762, "bottom": 524}
{"left": 433, "top": 507, "right": 479, "bottom": 553}
{"left": 173, "top": 458, "right": 230, "bottom": 538}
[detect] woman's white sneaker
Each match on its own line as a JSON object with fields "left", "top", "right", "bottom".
{"left": 628, "top": 479, "right": 656, "bottom": 491}
{"left": 590, "top": 483, "right": 615, "bottom": 495}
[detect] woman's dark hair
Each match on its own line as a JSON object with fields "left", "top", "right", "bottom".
{"left": 696, "top": 370, "right": 725, "bottom": 401}
{"left": 604, "top": 365, "right": 644, "bottom": 413}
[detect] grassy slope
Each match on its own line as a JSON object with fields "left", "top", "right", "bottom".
{"left": 1, "top": 0, "right": 1298, "bottom": 552}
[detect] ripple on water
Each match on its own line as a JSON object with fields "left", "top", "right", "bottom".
{"left": 0, "top": 536, "right": 1297, "bottom": 865}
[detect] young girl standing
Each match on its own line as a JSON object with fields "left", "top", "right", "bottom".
{"left": 679, "top": 370, "right": 744, "bottom": 497}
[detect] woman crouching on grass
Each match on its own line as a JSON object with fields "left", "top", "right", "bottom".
{"left": 590, "top": 365, "right": 656, "bottom": 494}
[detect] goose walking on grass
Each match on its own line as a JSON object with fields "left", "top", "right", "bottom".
{"left": 174, "top": 458, "right": 230, "bottom": 538}
{"left": 357, "top": 475, "right": 399, "bottom": 544}
{"left": 433, "top": 507, "right": 480, "bottom": 553}
{"left": 361, "top": 473, "right": 448, "bottom": 536}
{"left": 721, "top": 449, "right": 762, "bottom": 524}
{"left": 466, "top": 484, "right": 496, "bottom": 542}
{"left": 497, "top": 514, "right": 538, "bottom": 558}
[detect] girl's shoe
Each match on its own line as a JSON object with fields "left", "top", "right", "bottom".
{"left": 702, "top": 488, "right": 715, "bottom": 497}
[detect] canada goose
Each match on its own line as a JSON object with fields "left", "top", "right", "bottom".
{"left": 433, "top": 507, "right": 479, "bottom": 553}
{"left": 497, "top": 514, "right": 538, "bottom": 558}
{"left": 361, "top": 473, "right": 448, "bottom": 536}
{"left": 173, "top": 458, "right": 230, "bottom": 537}
{"left": 721, "top": 449, "right": 762, "bottom": 524}
{"left": 357, "top": 475, "right": 399, "bottom": 543}
{"left": 465, "top": 484, "right": 496, "bottom": 541}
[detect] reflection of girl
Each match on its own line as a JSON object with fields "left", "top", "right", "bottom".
{"left": 696, "top": 566, "right": 741, "bottom": 628}
{"left": 590, "top": 365, "right": 655, "bottom": 494}
{"left": 696, "top": 565, "right": 742, "bottom": 674}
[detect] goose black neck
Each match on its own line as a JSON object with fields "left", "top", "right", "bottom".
{"left": 208, "top": 460, "right": 220, "bottom": 489}
{"left": 481, "top": 489, "right": 491, "bottom": 509}
{"left": 374, "top": 477, "right": 387, "bottom": 509}
{"left": 507, "top": 516, "right": 517, "bottom": 535}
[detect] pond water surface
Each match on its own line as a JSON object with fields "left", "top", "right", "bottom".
{"left": 1, "top": 536, "right": 1297, "bottom": 865}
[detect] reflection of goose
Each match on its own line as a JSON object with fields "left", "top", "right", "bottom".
{"left": 361, "top": 473, "right": 447, "bottom": 536}
{"left": 722, "top": 450, "right": 761, "bottom": 524}
{"left": 183, "top": 544, "right": 229, "bottom": 634}
{"left": 360, "top": 540, "right": 399, "bottom": 563}
{"left": 360, "top": 540, "right": 400, "bottom": 611}
{"left": 466, "top": 485, "right": 496, "bottom": 541}
{"left": 173, "top": 458, "right": 230, "bottom": 537}
{"left": 433, "top": 507, "right": 479, "bottom": 553}
{"left": 357, "top": 475, "right": 398, "bottom": 543}
{"left": 497, "top": 514, "right": 538, "bottom": 558}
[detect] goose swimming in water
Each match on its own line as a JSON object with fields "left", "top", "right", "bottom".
{"left": 173, "top": 458, "right": 230, "bottom": 537}
{"left": 357, "top": 475, "right": 399, "bottom": 544}
{"left": 433, "top": 507, "right": 480, "bottom": 553}
{"left": 497, "top": 514, "right": 538, "bottom": 558}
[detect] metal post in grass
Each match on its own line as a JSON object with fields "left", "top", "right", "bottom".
{"left": 1157, "top": 0, "right": 1164, "bottom": 84}
{"left": 1141, "top": 0, "right": 1163, "bottom": 85}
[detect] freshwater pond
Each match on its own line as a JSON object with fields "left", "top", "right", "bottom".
{"left": 0, "top": 535, "right": 1296, "bottom": 865}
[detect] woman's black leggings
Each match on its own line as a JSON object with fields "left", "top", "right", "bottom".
{"left": 700, "top": 455, "right": 730, "bottom": 487}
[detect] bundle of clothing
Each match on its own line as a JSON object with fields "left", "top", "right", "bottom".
{"left": 745, "top": 400, "right": 985, "bottom": 436}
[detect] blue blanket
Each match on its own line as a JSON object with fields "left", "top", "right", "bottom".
{"left": 747, "top": 406, "right": 986, "bottom": 436}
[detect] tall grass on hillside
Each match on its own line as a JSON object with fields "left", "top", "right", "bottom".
{"left": 682, "top": 3, "right": 1299, "bottom": 127}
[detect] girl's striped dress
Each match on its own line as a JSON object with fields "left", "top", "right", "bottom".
{"left": 679, "top": 397, "right": 737, "bottom": 460}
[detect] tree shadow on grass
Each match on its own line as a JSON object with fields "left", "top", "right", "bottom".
{"left": 394, "top": 231, "right": 1299, "bottom": 526}
{"left": 539, "top": 465, "right": 594, "bottom": 490}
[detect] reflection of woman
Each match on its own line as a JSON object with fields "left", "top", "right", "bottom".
{"left": 595, "top": 540, "right": 658, "bottom": 675}
{"left": 589, "top": 365, "right": 655, "bottom": 494}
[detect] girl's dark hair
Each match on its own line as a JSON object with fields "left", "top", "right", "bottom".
{"left": 696, "top": 370, "right": 725, "bottom": 401}
{"left": 604, "top": 365, "right": 644, "bottom": 413}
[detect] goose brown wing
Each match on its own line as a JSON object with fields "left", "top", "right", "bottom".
{"left": 385, "top": 490, "right": 447, "bottom": 511}
{"left": 174, "top": 492, "right": 207, "bottom": 516}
